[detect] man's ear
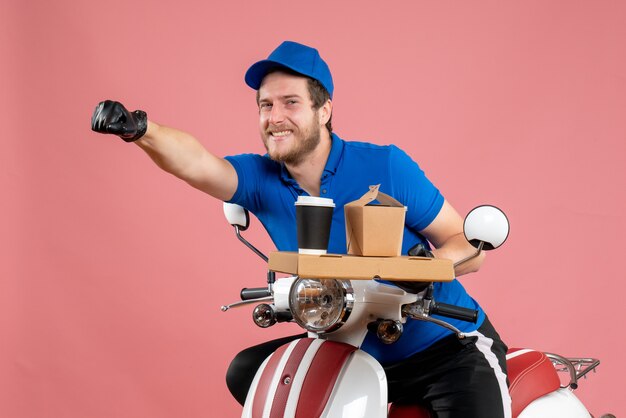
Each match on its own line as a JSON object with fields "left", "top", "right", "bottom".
{"left": 319, "top": 99, "right": 332, "bottom": 125}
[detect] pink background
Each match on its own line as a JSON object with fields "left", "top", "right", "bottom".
{"left": 2, "top": 0, "right": 624, "bottom": 416}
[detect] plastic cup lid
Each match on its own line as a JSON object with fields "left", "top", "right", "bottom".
{"left": 295, "top": 196, "right": 335, "bottom": 207}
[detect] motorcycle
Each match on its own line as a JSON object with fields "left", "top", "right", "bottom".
{"left": 221, "top": 203, "right": 612, "bottom": 418}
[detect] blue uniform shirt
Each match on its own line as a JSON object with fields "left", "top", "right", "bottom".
{"left": 225, "top": 133, "right": 486, "bottom": 365}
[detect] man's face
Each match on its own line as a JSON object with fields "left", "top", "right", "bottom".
{"left": 258, "top": 71, "right": 322, "bottom": 165}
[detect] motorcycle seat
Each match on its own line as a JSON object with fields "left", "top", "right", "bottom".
{"left": 388, "top": 348, "right": 561, "bottom": 418}
{"left": 506, "top": 348, "right": 561, "bottom": 417}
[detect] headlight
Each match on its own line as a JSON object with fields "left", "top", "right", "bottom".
{"left": 289, "top": 278, "right": 353, "bottom": 333}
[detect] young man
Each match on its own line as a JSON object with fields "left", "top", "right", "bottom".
{"left": 91, "top": 41, "right": 511, "bottom": 417}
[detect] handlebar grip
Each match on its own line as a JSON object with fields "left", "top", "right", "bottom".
{"left": 431, "top": 302, "right": 478, "bottom": 323}
{"left": 240, "top": 287, "right": 271, "bottom": 300}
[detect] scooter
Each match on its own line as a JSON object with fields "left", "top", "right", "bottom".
{"left": 221, "top": 203, "right": 612, "bottom": 418}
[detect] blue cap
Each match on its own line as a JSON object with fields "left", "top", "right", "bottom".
{"left": 245, "top": 41, "right": 334, "bottom": 98}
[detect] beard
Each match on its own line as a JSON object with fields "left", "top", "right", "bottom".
{"left": 262, "top": 120, "right": 321, "bottom": 166}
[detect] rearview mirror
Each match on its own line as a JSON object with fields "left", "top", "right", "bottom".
{"left": 223, "top": 202, "right": 250, "bottom": 231}
{"left": 454, "top": 205, "right": 509, "bottom": 269}
{"left": 463, "top": 205, "right": 510, "bottom": 250}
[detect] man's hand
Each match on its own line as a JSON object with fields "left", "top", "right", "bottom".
{"left": 91, "top": 100, "right": 148, "bottom": 142}
{"left": 90, "top": 100, "right": 238, "bottom": 200}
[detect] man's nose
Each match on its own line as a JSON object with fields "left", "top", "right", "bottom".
{"left": 269, "top": 104, "right": 285, "bottom": 124}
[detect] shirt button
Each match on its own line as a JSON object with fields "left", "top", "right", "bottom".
{"left": 322, "top": 189, "right": 327, "bottom": 194}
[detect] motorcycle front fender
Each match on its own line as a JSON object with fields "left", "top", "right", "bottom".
{"left": 242, "top": 338, "right": 387, "bottom": 418}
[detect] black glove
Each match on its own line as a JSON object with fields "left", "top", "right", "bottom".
{"left": 91, "top": 100, "right": 148, "bottom": 142}
{"left": 407, "top": 243, "right": 434, "bottom": 258}
{"left": 395, "top": 243, "right": 435, "bottom": 294}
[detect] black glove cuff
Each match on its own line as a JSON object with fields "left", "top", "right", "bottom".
{"left": 124, "top": 110, "right": 148, "bottom": 142}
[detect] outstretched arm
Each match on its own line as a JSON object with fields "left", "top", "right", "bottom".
{"left": 91, "top": 100, "right": 237, "bottom": 201}
{"left": 420, "top": 200, "right": 485, "bottom": 277}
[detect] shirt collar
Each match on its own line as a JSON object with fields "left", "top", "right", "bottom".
{"left": 279, "top": 132, "right": 345, "bottom": 183}
{"left": 323, "top": 133, "right": 344, "bottom": 175}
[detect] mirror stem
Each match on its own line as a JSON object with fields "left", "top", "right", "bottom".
{"left": 453, "top": 241, "right": 484, "bottom": 269}
{"left": 235, "top": 226, "right": 268, "bottom": 262}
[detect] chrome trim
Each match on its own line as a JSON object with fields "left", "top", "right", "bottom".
{"left": 322, "top": 280, "right": 354, "bottom": 334}
{"left": 545, "top": 353, "right": 601, "bottom": 389}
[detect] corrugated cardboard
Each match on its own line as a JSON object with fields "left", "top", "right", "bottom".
{"left": 344, "top": 185, "right": 406, "bottom": 256}
{"left": 268, "top": 252, "right": 454, "bottom": 282}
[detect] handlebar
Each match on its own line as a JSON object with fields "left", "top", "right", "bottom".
{"left": 240, "top": 287, "right": 272, "bottom": 300}
{"left": 430, "top": 302, "right": 478, "bottom": 323}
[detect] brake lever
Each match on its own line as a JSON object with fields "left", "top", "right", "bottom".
{"left": 221, "top": 296, "right": 274, "bottom": 312}
{"left": 402, "top": 302, "right": 466, "bottom": 339}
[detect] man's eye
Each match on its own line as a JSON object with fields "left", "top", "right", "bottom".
{"left": 286, "top": 100, "right": 297, "bottom": 105}
{"left": 260, "top": 103, "right": 272, "bottom": 109}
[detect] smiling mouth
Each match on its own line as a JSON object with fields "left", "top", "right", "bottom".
{"left": 268, "top": 129, "right": 293, "bottom": 141}
{"left": 269, "top": 130, "right": 293, "bottom": 138}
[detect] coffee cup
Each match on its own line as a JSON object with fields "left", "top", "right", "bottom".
{"left": 295, "top": 196, "right": 335, "bottom": 255}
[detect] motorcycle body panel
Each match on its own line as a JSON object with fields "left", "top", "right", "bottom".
{"left": 319, "top": 349, "right": 387, "bottom": 417}
{"left": 321, "top": 280, "right": 416, "bottom": 347}
{"left": 517, "top": 388, "right": 590, "bottom": 418}
{"left": 242, "top": 338, "right": 387, "bottom": 418}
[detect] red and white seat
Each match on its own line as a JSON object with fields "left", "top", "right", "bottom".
{"left": 388, "top": 348, "right": 561, "bottom": 418}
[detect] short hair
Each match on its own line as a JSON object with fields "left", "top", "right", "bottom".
{"left": 256, "top": 68, "right": 333, "bottom": 133}
{"left": 306, "top": 77, "right": 333, "bottom": 133}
